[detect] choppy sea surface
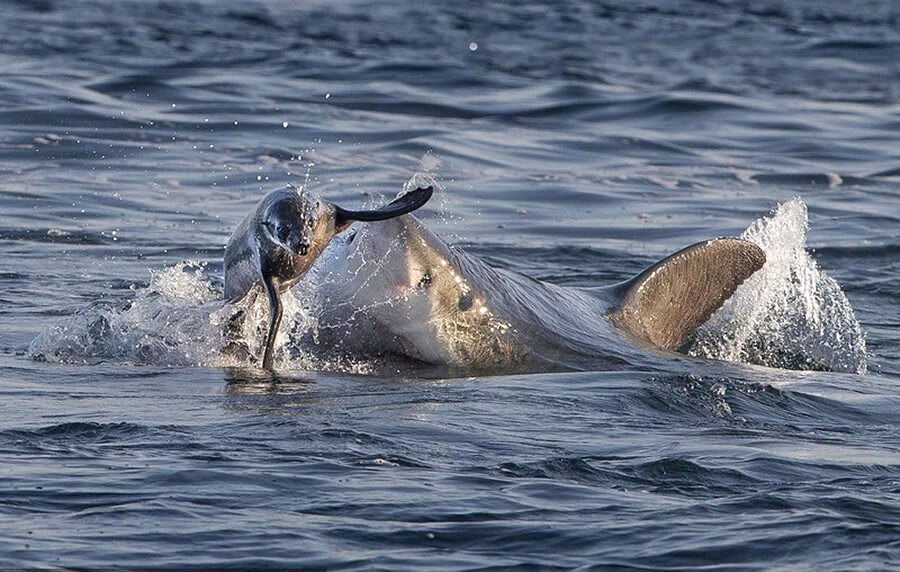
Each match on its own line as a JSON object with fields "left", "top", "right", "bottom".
{"left": 1, "top": 0, "right": 899, "bottom": 568}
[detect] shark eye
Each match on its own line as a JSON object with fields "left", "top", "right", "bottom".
{"left": 458, "top": 291, "right": 474, "bottom": 311}
{"left": 416, "top": 272, "right": 433, "bottom": 289}
{"left": 276, "top": 225, "right": 290, "bottom": 243}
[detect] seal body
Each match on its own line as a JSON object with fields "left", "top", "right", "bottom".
{"left": 225, "top": 188, "right": 332, "bottom": 303}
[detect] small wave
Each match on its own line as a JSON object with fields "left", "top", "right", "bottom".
{"left": 0, "top": 421, "right": 187, "bottom": 456}
{"left": 750, "top": 172, "right": 872, "bottom": 188}
{"left": 490, "top": 454, "right": 761, "bottom": 497}
{"left": 642, "top": 374, "right": 878, "bottom": 429}
{"left": 356, "top": 455, "right": 430, "bottom": 468}
{"left": 687, "top": 199, "right": 867, "bottom": 373}
{"left": 494, "top": 457, "right": 615, "bottom": 485}
{"left": 624, "top": 458, "right": 761, "bottom": 494}
{"left": 0, "top": 421, "right": 152, "bottom": 442}
{"left": 0, "top": 227, "right": 111, "bottom": 245}
{"left": 639, "top": 375, "right": 742, "bottom": 420}
{"left": 803, "top": 39, "right": 898, "bottom": 52}
{"left": 225, "top": 8, "right": 279, "bottom": 28}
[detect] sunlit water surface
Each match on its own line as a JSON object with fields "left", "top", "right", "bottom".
{"left": 1, "top": 0, "right": 898, "bottom": 568}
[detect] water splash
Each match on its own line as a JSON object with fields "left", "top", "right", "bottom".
{"left": 28, "top": 261, "right": 327, "bottom": 370}
{"left": 27, "top": 171, "right": 436, "bottom": 374}
{"left": 687, "top": 198, "right": 867, "bottom": 374}
{"left": 30, "top": 196, "right": 867, "bottom": 376}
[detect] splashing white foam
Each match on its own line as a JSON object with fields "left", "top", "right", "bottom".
{"left": 148, "top": 260, "right": 219, "bottom": 303}
{"left": 687, "top": 198, "right": 867, "bottom": 374}
{"left": 28, "top": 260, "right": 372, "bottom": 372}
{"left": 32, "top": 261, "right": 228, "bottom": 366}
{"left": 403, "top": 170, "right": 440, "bottom": 195}
{"left": 28, "top": 170, "right": 442, "bottom": 374}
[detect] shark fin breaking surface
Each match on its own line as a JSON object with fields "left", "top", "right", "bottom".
{"left": 610, "top": 238, "right": 766, "bottom": 351}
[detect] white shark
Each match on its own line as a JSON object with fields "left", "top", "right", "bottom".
{"left": 310, "top": 215, "right": 765, "bottom": 373}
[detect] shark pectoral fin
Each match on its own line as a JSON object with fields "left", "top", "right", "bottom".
{"left": 609, "top": 237, "right": 765, "bottom": 351}
{"left": 333, "top": 186, "right": 433, "bottom": 232}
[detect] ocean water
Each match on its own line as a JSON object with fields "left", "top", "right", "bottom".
{"left": 1, "top": 0, "right": 899, "bottom": 568}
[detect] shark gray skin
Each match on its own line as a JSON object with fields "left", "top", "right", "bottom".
{"left": 224, "top": 185, "right": 433, "bottom": 370}
{"left": 311, "top": 214, "right": 765, "bottom": 373}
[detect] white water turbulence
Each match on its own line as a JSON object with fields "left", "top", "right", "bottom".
{"left": 28, "top": 261, "right": 318, "bottom": 369}
{"left": 30, "top": 196, "right": 866, "bottom": 376}
{"left": 687, "top": 199, "right": 867, "bottom": 374}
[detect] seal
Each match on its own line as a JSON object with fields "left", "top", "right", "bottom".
{"left": 224, "top": 185, "right": 433, "bottom": 370}
{"left": 314, "top": 214, "right": 765, "bottom": 372}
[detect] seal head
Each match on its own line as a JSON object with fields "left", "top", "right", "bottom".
{"left": 259, "top": 190, "right": 318, "bottom": 256}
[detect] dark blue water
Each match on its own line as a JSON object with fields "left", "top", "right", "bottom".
{"left": 1, "top": 0, "right": 899, "bottom": 568}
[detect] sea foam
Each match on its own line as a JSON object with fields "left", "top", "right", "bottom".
{"left": 687, "top": 198, "right": 867, "bottom": 374}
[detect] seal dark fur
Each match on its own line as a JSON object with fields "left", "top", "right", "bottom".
{"left": 224, "top": 185, "right": 433, "bottom": 370}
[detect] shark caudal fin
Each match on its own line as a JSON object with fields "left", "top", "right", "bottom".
{"left": 609, "top": 238, "right": 765, "bottom": 351}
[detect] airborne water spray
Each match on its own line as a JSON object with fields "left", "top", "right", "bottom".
{"left": 687, "top": 198, "right": 867, "bottom": 374}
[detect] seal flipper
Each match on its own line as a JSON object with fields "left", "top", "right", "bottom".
{"left": 608, "top": 238, "right": 765, "bottom": 351}
{"left": 261, "top": 274, "right": 283, "bottom": 371}
{"left": 333, "top": 186, "right": 433, "bottom": 232}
